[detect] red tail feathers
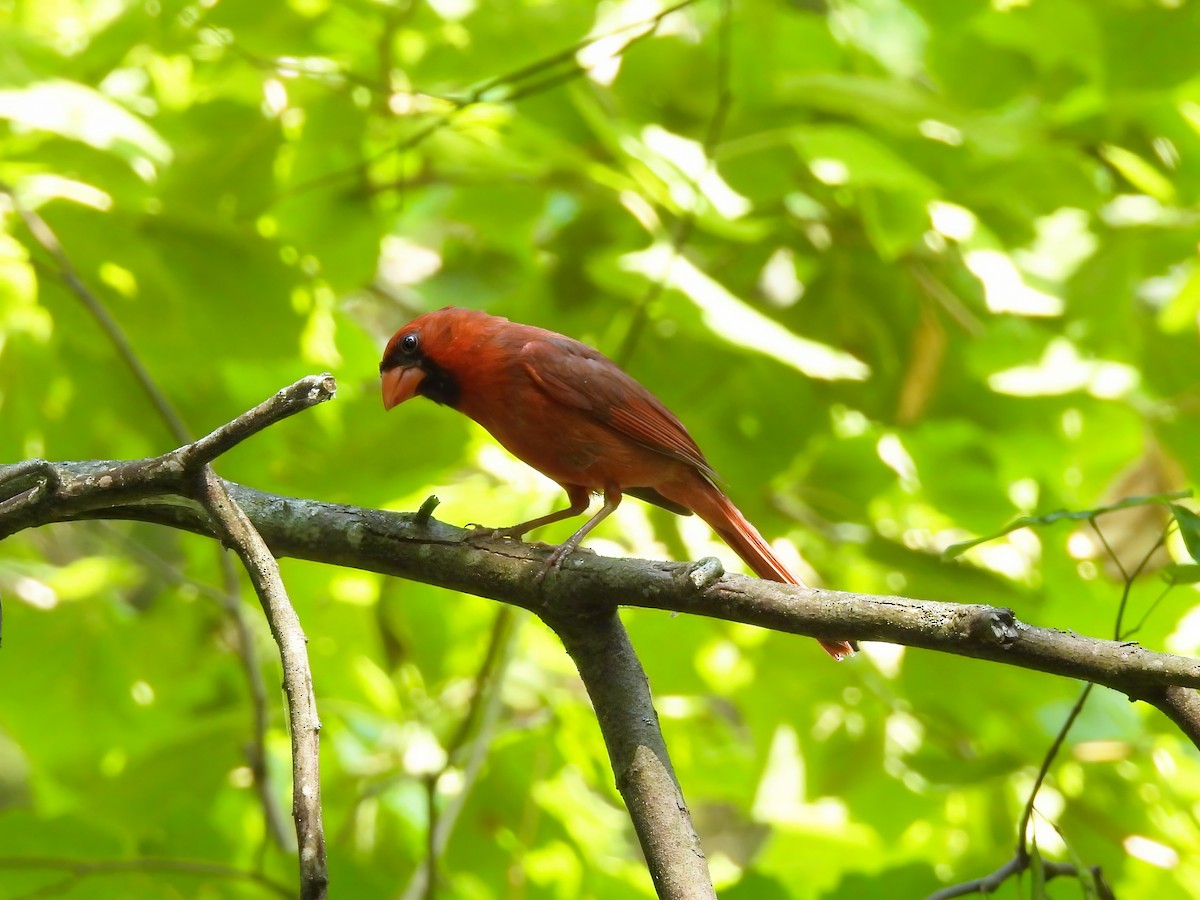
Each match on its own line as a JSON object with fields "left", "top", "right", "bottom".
{"left": 701, "top": 491, "right": 854, "bottom": 660}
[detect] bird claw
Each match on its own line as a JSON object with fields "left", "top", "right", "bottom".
{"left": 462, "top": 523, "right": 522, "bottom": 544}
{"left": 462, "top": 523, "right": 495, "bottom": 542}
{"left": 533, "top": 543, "right": 572, "bottom": 585}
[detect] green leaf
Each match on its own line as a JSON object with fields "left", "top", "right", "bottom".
{"left": 0, "top": 80, "right": 171, "bottom": 174}
{"left": 1171, "top": 504, "right": 1200, "bottom": 563}
{"left": 1158, "top": 263, "right": 1200, "bottom": 334}
{"left": 1163, "top": 563, "right": 1200, "bottom": 585}
{"left": 1099, "top": 144, "right": 1176, "bottom": 202}
{"left": 790, "top": 124, "right": 939, "bottom": 196}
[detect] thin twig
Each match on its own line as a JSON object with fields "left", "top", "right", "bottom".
{"left": 84, "top": 522, "right": 295, "bottom": 852}
{"left": 424, "top": 774, "right": 437, "bottom": 900}
{"left": 197, "top": 467, "right": 328, "bottom": 900}
{"left": 925, "top": 858, "right": 1112, "bottom": 900}
{"left": 219, "top": 34, "right": 392, "bottom": 94}
{"left": 1, "top": 184, "right": 191, "bottom": 444}
{"left": 929, "top": 516, "right": 1174, "bottom": 899}
{"left": 272, "top": 0, "right": 704, "bottom": 205}
{"left": 470, "top": 0, "right": 700, "bottom": 102}
{"left": 218, "top": 553, "right": 298, "bottom": 853}
{"left": 1015, "top": 683, "right": 1093, "bottom": 863}
{"left": 181, "top": 375, "right": 337, "bottom": 468}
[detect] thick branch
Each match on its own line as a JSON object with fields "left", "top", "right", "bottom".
{"left": 548, "top": 608, "right": 715, "bottom": 899}
{"left": 1156, "top": 684, "right": 1200, "bottom": 747}
{"left": 6, "top": 466, "right": 1200, "bottom": 741}
{"left": 0, "top": 376, "right": 336, "bottom": 539}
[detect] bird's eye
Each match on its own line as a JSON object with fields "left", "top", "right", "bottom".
{"left": 401, "top": 333, "right": 419, "bottom": 354}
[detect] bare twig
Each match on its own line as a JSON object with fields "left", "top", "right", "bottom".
{"left": 218, "top": 34, "right": 393, "bottom": 94}
{"left": 197, "top": 467, "right": 327, "bottom": 900}
{"left": 273, "top": 0, "right": 704, "bottom": 204}
{"left": 1, "top": 184, "right": 190, "bottom": 444}
{"left": 925, "top": 857, "right": 1112, "bottom": 900}
{"left": 1015, "top": 683, "right": 1093, "bottom": 864}
{"left": 88, "top": 521, "right": 293, "bottom": 851}
{"left": 927, "top": 516, "right": 1173, "bottom": 898}
{"left": 424, "top": 774, "right": 437, "bottom": 900}
{"left": 181, "top": 375, "right": 338, "bottom": 469}
{"left": 218, "top": 553, "right": 298, "bottom": 854}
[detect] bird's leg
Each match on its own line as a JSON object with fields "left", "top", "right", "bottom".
{"left": 464, "top": 485, "right": 591, "bottom": 542}
{"left": 536, "top": 485, "right": 622, "bottom": 582}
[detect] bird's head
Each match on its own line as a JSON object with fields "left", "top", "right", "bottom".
{"left": 380, "top": 306, "right": 498, "bottom": 410}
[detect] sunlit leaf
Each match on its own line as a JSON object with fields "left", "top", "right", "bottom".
{"left": 4, "top": 2, "right": 1200, "bottom": 897}
{"left": 1171, "top": 505, "right": 1200, "bottom": 563}
{"left": 0, "top": 80, "right": 172, "bottom": 176}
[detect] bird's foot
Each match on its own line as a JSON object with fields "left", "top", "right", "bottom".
{"left": 532, "top": 538, "right": 598, "bottom": 584}
{"left": 532, "top": 542, "right": 573, "bottom": 585}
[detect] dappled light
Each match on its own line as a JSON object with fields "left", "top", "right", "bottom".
{"left": 3, "top": 0, "right": 1200, "bottom": 898}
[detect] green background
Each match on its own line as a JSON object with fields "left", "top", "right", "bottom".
{"left": 2, "top": 0, "right": 1200, "bottom": 896}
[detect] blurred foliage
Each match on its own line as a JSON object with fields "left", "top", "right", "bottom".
{"left": 2, "top": 0, "right": 1200, "bottom": 897}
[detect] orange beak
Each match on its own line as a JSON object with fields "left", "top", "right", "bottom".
{"left": 381, "top": 366, "right": 426, "bottom": 410}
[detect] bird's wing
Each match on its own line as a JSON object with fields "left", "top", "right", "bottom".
{"left": 519, "top": 336, "right": 719, "bottom": 482}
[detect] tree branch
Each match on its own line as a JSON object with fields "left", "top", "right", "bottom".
{"left": 399, "top": 606, "right": 519, "bottom": 900}
{"left": 5, "top": 456, "right": 1199, "bottom": 737}
{"left": 929, "top": 514, "right": 1180, "bottom": 898}
{"left": 271, "top": 0, "right": 704, "bottom": 205}
{"left": 925, "top": 857, "right": 1113, "bottom": 900}
{"left": 1152, "top": 684, "right": 1200, "bottom": 748}
{"left": 196, "top": 468, "right": 327, "bottom": 900}
{"left": 547, "top": 607, "right": 715, "bottom": 898}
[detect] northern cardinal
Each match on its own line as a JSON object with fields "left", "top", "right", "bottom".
{"left": 381, "top": 307, "right": 853, "bottom": 659}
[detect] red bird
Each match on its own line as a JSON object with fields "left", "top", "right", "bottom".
{"left": 380, "top": 307, "right": 853, "bottom": 660}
